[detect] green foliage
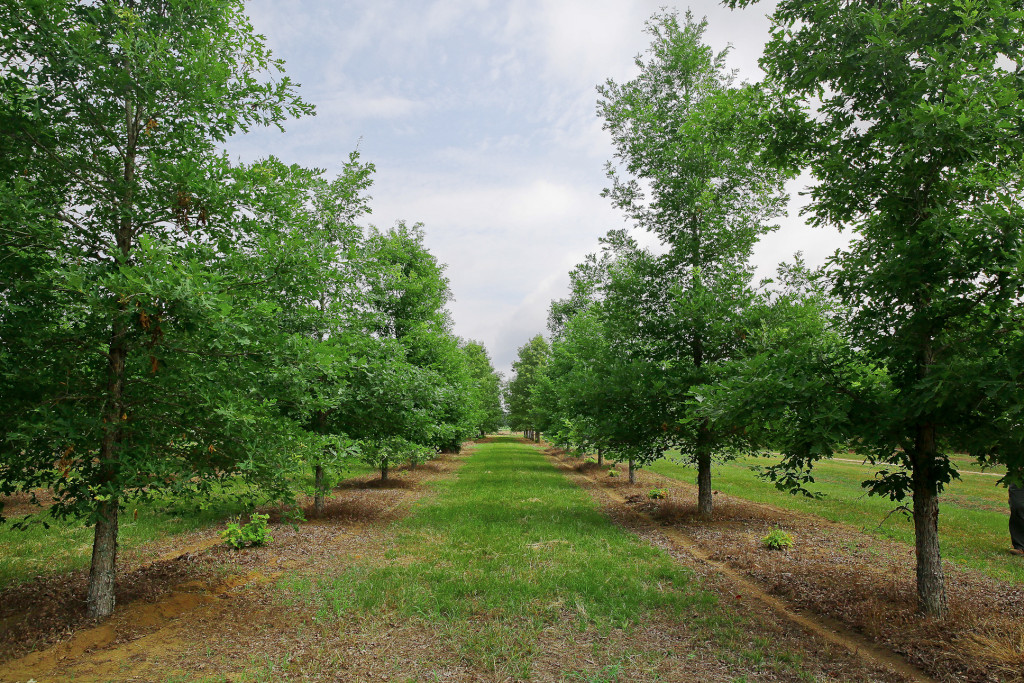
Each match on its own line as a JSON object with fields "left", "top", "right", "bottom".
{"left": 761, "top": 529, "right": 793, "bottom": 551}
{"left": 726, "top": 0, "right": 1024, "bottom": 613}
{"left": 505, "top": 335, "right": 550, "bottom": 433}
{"left": 607, "top": 469, "right": 620, "bottom": 478}
{"left": 0, "top": 0, "right": 490, "bottom": 619}
{"left": 647, "top": 489, "right": 668, "bottom": 500}
{"left": 221, "top": 513, "right": 273, "bottom": 549}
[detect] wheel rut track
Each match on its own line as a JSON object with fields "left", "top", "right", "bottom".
{"left": 550, "top": 450, "right": 938, "bottom": 683}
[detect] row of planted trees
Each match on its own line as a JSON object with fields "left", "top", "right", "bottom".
{"left": 508, "top": 3, "right": 1024, "bottom": 618}
{"left": 0, "top": 0, "right": 504, "bottom": 620}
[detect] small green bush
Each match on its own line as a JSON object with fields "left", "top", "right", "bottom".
{"left": 221, "top": 513, "right": 273, "bottom": 549}
{"left": 584, "top": 457, "right": 597, "bottom": 465}
{"left": 647, "top": 488, "right": 668, "bottom": 500}
{"left": 607, "top": 468, "right": 619, "bottom": 478}
{"left": 762, "top": 528, "right": 793, "bottom": 551}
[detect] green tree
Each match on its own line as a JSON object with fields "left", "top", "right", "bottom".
{"left": 461, "top": 341, "right": 505, "bottom": 437}
{"left": 729, "top": 0, "right": 1024, "bottom": 615}
{"left": 506, "top": 335, "right": 551, "bottom": 439}
{"left": 0, "top": 0, "right": 311, "bottom": 619}
{"left": 597, "top": 10, "right": 787, "bottom": 515}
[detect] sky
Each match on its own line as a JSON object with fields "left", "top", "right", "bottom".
{"left": 230, "top": 0, "right": 847, "bottom": 377}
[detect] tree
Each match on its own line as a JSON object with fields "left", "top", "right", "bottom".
{"left": 729, "top": 0, "right": 1024, "bottom": 615}
{"left": 346, "top": 222, "right": 470, "bottom": 474}
{"left": 461, "top": 341, "right": 505, "bottom": 437}
{"left": 597, "top": 10, "right": 787, "bottom": 515}
{"left": 0, "top": 0, "right": 312, "bottom": 619}
{"left": 506, "top": 335, "right": 551, "bottom": 439}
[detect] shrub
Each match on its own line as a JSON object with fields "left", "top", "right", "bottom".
{"left": 584, "top": 457, "right": 597, "bottom": 465}
{"left": 647, "top": 488, "right": 668, "bottom": 500}
{"left": 221, "top": 513, "right": 273, "bottom": 549}
{"left": 607, "top": 468, "right": 619, "bottom": 478}
{"left": 762, "top": 528, "right": 794, "bottom": 551}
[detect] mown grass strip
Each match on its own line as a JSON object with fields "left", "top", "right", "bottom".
{"left": 650, "top": 453, "right": 1024, "bottom": 584}
{"left": 282, "top": 437, "right": 810, "bottom": 680}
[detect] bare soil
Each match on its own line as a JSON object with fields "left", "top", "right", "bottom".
{"left": 550, "top": 446, "right": 1024, "bottom": 683}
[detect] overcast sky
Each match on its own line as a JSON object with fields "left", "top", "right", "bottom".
{"left": 230, "top": 0, "right": 846, "bottom": 376}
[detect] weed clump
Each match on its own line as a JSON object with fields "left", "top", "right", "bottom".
{"left": 762, "top": 528, "right": 793, "bottom": 551}
{"left": 648, "top": 488, "right": 668, "bottom": 500}
{"left": 221, "top": 513, "right": 273, "bottom": 549}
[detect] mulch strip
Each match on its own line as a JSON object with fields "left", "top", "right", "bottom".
{"left": 550, "top": 447, "right": 1024, "bottom": 683}
{"left": 0, "top": 449, "right": 469, "bottom": 673}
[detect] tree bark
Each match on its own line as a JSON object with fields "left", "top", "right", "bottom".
{"left": 628, "top": 459, "right": 636, "bottom": 484}
{"left": 314, "top": 464, "right": 324, "bottom": 516}
{"left": 381, "top": 459, "right": 389, "bottom": 482}
{"left": 87, "top": 496, "right": 119, "bottom": 620}
{"left": 88, "top": 324, "right": 128, "bottom": 619}
{"left": 912, "top": 422, "right": 946, "bottom": 617}
{"left": 597, "top": 447, "right": 603, "bottom": 467}
{"left": 696, "top": 424, "right": 713, "bottom": 519}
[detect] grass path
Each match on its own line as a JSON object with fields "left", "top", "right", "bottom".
{"left": 279, "top": 436, "right": 898, "bottom": 682}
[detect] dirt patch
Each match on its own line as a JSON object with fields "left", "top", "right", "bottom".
{"left": 551, "top": 449, "right": 1024, "bottom": 683}
{"left": 0, "top": 488, "right": 57, "bottom": 519}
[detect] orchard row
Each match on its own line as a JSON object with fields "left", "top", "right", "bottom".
{"left": 506, "top": 5, "right": 1024, "bottom": 619}
{"left": 0, "top": 1, "right": 502, "bottom": 620}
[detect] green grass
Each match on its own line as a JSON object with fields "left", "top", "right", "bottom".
{"left": 650, "top": 452, "right": 1023, "bottom": 584}
{"left": 0, "top": 462, "right": 377, "bottom": 589}
{"left": 281, "top": 437, "right": 811, "bottom": 680}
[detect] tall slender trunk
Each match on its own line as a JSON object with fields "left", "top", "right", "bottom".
{"left": 696, "top": 423, "right": 713, "bottom": 519}
{"left": 314, "top": 464, "right": 325, "bottom": 516}
{"left": 628, "top": 459, "right": 636, "bottom": 484}
{"left": 87, "top": 95, "right": 139, "bottom": 620}
{"left": 597, "top": 447, "right": 603, "bottom": 467}
{"left": 381, "top": 458, "right": 389, "bottom": 482}
{"left": 534, "top": 431, "right": 540, "bottom": 443}
{"left": 912, "top": 422, "right": 946, "bottom": 617}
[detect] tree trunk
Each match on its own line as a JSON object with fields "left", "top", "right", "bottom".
{"left": 86, "top": 95, "right": 139, "bottom": 621}
{"left": 912, "top": 423, "right": 946, "bottom": 617}
{"left": 88, "top": 326, "right": 128, "bottom": 620}
{"left": 696, "top": 424, "right": 713, "bottom": 519}
{"left": 381, "top": 459, "right": 389, "bottom": 482}
{"left": 628, "top": 459, "right": 636, "bottom": 484}
{"left": 314, "top": 464, "right": 324, "bottom": 516}
{"left": 534, "top": 431, "right": 540, "bottom": 443}
{"left": 87, "top": 496, "right": 119, "bottom": 620}
{"left": 597, "top": 448, "right": 603, "bottom": 467}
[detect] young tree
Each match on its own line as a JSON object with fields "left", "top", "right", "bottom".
{"left": 597, "top": 10, "right": 787, "bottom": 515}
{"left": 729, "top": 0, "right": 1024, "bottom": 615}
{"left": 0, "top": 0, "right": 312, "bottom": 619}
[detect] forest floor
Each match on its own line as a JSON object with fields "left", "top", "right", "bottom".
{"left": 0, "top": 437, "right": 1019, "bottom": 682}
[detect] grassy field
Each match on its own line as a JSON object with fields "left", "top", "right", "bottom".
{"left": 0, "top": 462, "right": 377, "bottom": 589}
{"left": 280, "top": 437, "right": 812, "bottom": 681}
{"left": 649, "top": 452, "right": 1023, "bottom": 584}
